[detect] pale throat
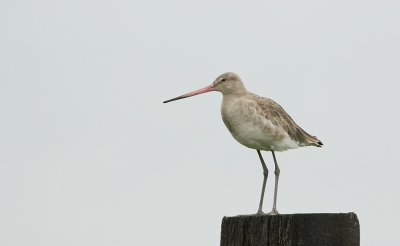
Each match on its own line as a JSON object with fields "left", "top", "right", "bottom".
{"left": 220, "top": 84, "right": 247, "bottom": 96}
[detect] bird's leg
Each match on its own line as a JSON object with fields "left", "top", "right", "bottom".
{"left": 267, "top": 150, "right": 280, "bottom": 215}
{"left": 256, "top": 150, "right": 268, "bottom": 215}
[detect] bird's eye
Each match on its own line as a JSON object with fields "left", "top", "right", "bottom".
{"left": 221, "top": 79, "right": 226, "bottom": 82}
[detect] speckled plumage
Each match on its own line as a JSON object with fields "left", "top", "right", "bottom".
{"left": 163, "top": 72, "right": 323, "bottom": 214}
{"left": 215, "top": 73, "right": 322, "bottom": 152}
{"left": 221, "top": 92, "right": 322, "bottom": 151}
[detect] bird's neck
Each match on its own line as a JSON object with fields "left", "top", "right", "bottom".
{"left": 220, "top": 83, "right": 247, "bottom": 96}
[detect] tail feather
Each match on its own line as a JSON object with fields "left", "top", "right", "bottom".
{"left": 312, "top": 140, "right": 323, "bottom": 147}
{"left": 298, "top": 127, "right": 323, "bottom": 147}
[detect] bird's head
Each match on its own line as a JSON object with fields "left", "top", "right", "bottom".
{"left": 163, "top": 72, "right": 246, "bottom": 103}
{"left": 211, "top": 72, "right": 246, "bottom": 95}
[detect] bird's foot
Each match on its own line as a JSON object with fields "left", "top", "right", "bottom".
{"left": 235, "top": 209, "right": 279, "bottom": 217}
{"left": 266, "top": 209, "right": 279, "bottom": 215}
{"left": 237, "top": 210, "right": 265, "bottom": 216}
{"left": 256, "top": 210, "right": 265, "bottom": 216}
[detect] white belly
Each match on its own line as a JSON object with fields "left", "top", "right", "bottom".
{"left": 221, "top": 97, "right": 299, "bottom": 151}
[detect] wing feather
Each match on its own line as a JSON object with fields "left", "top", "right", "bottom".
{"left": 252, "top": 95, "right": 322, "bottom": 147}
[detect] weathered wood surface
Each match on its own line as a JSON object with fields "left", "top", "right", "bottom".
{"left": 221, "top": 213, "right": 359, "bottom": 246}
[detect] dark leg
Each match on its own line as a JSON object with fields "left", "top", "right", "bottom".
{"left": 256, "top": 150, "right": 268, "bottom": 214}
{"left": 268, "top": 150, "right": 280, "bottom": 215}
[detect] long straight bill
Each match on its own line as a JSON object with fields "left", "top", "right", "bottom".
{"left": 163, "top": 85, "right": 214, "bottom": 103}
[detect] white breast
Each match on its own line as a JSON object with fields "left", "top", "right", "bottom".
{"left": 221, "top": 96, "right": 299, "bottom": 151}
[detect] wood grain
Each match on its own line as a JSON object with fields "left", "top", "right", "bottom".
{"left": 220, "top": 213, "right": 359, "bottom": 246}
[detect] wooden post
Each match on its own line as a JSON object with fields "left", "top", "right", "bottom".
{"left": 220, "top": 213, "right": 359, "bottom": 246}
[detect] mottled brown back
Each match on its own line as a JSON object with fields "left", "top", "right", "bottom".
{"left": 251, "top": 94, "right": 323, "bottom": 147}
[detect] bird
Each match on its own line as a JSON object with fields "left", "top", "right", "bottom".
{"left": 163, "top": 72, "right": 322, "bottom": 215}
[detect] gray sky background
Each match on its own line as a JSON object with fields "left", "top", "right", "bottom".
{"left": 1, "top": 0, "right": 399, "bottom": 245}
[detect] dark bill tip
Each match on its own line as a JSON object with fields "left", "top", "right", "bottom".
{"left": 163, "top": 95, "right": 186, "bottom": 103}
